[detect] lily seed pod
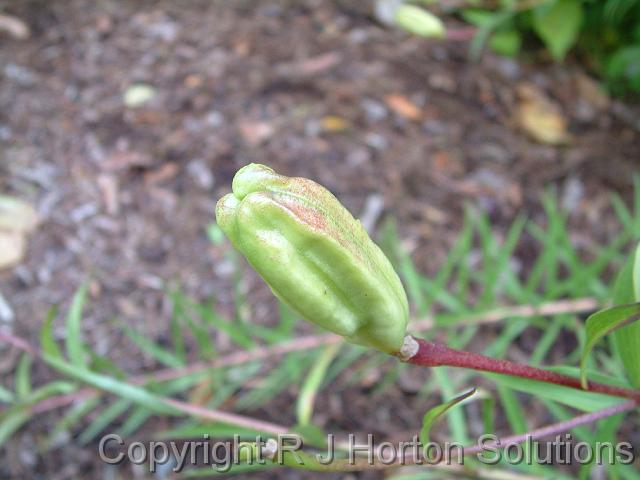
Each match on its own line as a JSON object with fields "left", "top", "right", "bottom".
{"left": 394, "top": 4, "right": 445, "bottom": 39}
{"left": 215, "top": 164, "right": 409, "bottom": 354}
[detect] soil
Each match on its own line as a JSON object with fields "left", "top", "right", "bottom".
{"left": 0, "top": 0, "right": 639, "bottom": 478}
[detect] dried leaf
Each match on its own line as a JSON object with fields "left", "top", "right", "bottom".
{"left": 143, "top": 162, "right": 179, "bottom": 185}
{"left": 384, "top": 94, "right": 423, "bottom": 121}
{"left": 320, "top": 115, "right": 349, "bottom": 132}
{"left": 238, "top": 121, "right": 275, "bottom": 146}
{"left": 101, "top": 151, "right": 154, "bottom": 171}
{"left": 576, "top": 73, "right": 609, "bottom": 110}
{"left": 0, "top": 196, "right": 38, "bottom": 234}
{"left": 515, "top": 84, "right": 569, "bottom": 145}
{"left": 0, "top": 14, "right": 30, "bottom": 40}
{"left": 275, "top": 52, "right": 342, "bottom": 79}
{"left": 0, "top": 231, "right": 25, "bottom": 270}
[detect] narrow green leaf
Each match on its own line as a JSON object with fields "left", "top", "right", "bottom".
{"left": 25, "top": 381, "right": 76, "bottom": 403}
{"left": 185, "top": 314, "right": 216, "bottom": 359}
{"left": 487, "top": 373, "right": 625, "bottom": 412}
{"left": 206, "top": 223, "right": 226, "bottom": 246}
{"left": 276, "top": 301, "right": 296, "bottom": 337}
{"left": 0, "top": 408, "right": 31, "bottom": 447}
{"left": 79, "top": 398, "right": 131, "bottom": 445}
{"left": 237, "top": 352, "right": 315, "bottom": 410}
{"left": 0, "top": 380, "right": 75, "bottom": 447}
{"left": 41, "top": 306, "right": 63, "bottom": 359}
{"left": 170, "top": 315, "right": 187, "bottom": 363}
{"left": 532, "top": 0, "right": 583, "bottom": 61}
{"left": 196, "top": 302, "right": 254, "bottom": 349}
{"left": 490, "top": 29, "right": 521, "bottom": 57}
{"left": 123, "top": 325, "right": 184, "bottom": 368}
{"left": 581, "top": 303, "right": 640, "bottom": 388}
{"left": 291, "top": 423, "right": 328, "bottom": 449}
{"left": 66, "top": 283, "right": 89, "bottom": 366}
{"left": 180, "top": 463, "right": 276, "bottom": 477}
{"left": 15, "top": 354, "right": 33, "bottom": 398}
{"left": 42, "top": 354, "right": 176, "bottom": 415}
{"left": 157, "top": 422, "right": 263, "bottom": 440}
{"left": 45, "top": 397, "right": 101, "bottom": 450}
{"left": 296, "top": 343, "right": 340, "bottom": 426}
{"left": 399, "top": 249, "right": 428, "bottom": 315}
{"left": 118, "top": 407, "right": 152, "bottom": 437}
{"left": 0, "top": 385, "right": 14, "bottom": 403}
{"left": 324, "top": 345, "right": 366, "bottom": 386}
{"left": 549, "top": 365, "right": 631, "bottom": 389}
{"left": 530, "top": 317, "right": 564, "bottom": 365}
{"left": 497, "top": 385, "right": 528, "bottom": 434}
{"left": 613, "top": 243, "right": 640, "bottom": 388}
{"left": 87, "top": 349, "right": 126, "bottom": 379}
{"left": 481, "top": 396, "right": 495, "bottom": 435}
{"left": 466, "top": 9, "right": 514, "bottom": 60}
{"left": 119, "top": 372, "right": 215, "bottom": 437}
{"left": 419, "top": 388, "right": 476, "bottom": 446}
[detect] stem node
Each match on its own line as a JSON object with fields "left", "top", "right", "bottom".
{"left": 397, "top": 335, "right": 419, "bottom": 361}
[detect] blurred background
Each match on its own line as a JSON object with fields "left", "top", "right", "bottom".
{"left": 1, "top": 1, "right": 639, "bottom": 478}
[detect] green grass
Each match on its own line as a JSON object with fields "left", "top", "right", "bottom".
{"left": 2, "top": 184, "right": 640, "bottom": 478}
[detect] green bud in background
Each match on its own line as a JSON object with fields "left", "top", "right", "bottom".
{"left": 394, "top": 4, "right": 445, "bottom": 39}
{"left": 215, "top": 164, "right": 409, "bottom": 354}
{"left": 611, "top": 243, "right": 640, "bottom": 388}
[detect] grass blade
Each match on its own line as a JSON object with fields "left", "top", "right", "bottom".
{"left": 65, "top": 283, "right": 88, "bottom": 366}
{"left": 296, "top": 343, "right": 340, "bottom": 426}
{"left": 419, "top": 388, "right": 476, "bottom": 445}
{"left": 581, "top": 303, "right": 640, "bottom": 388}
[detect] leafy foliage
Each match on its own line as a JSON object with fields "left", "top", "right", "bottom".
{"left": 460, "top": 0, "right": 640, "bottom": 95}
{"left": 611, "top": 243, "right": 640, "bottom": 387}
{"left": 419, "top": 388, "right": 476, "bottom": 446}
{"left": 532, "top": 0, "right": 584, "bottom": 61}
{"left": 582, "top": 302, "right": 640, "bottom": 388}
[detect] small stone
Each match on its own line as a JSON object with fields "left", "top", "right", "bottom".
{"left": 428, "top": 73, "right": 456, "bottom": 92}
{"left": 561, "top": 176, "right": 584, "bottom": 213}
{"left": 364, "top": 132, "right": 389, "bottom": 151}
{"left": 346, "top": 148, "right": 371, "bottom": 167}
{"left": 0, "top": 125, "right": 12, "bottom": 141}
{"left": 0, "top": 13, "right": 30, "bottom": 39}
{"left": 359, "top": 194, "right": 384, "bottom": 233}
{"left": 138, "top": 242, "right": 168, "bottom": 263}
{"left": 70, "top": 203, "right": 99, "bottom": 223}
{"left": 187, "top": 160, "right": 215, "bottom": 189}
{"left": 123, "top": 84, "right": 156, "bottom": 108}
{"left": 360, "top": 98, "right": 388, "bottom": 122}
{"left": 206, "top": 111, "right": 225, "bottom": 127}
{"left": 238, "top": 120, "right": 274, "bottom": 146}
{"left": 4, "top": 63, "right": 37, "bottom": 86}
{"left": 0, "top": 290, "right": 14, "bottom": 323}
{"left": 474, "top": 143, "right": 512, "bottom": 164}
{"left": 495, "top": 58, "right": 521, "bottom": 80}
{"left": 374, "top": 0, "right": 403, "bottom": 26}
{"left": 347, "top": 28, "right": 369, "bottom": 44}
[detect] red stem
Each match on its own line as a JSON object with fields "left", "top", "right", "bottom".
{"left": 407, "top": 338, "right": 640, "bottom": 402}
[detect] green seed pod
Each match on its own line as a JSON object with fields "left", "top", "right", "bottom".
{"left": 215, "top": 164, "right": 409, "bottom": 353}
{"left": 394, "top": 4, "right": 445, "bottom": 39}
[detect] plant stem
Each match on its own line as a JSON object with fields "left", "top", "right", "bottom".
{"left": 248, "top": 400, "right": 637, "bottom": 472}
{"left": 404, "top": 337, "right": 640, "bottom": 401}
{"left": 462, "top": 400, "right": 636, "bottom": 456}
{"left": 8, "top": 298, "right": 599, "bottom": 417}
